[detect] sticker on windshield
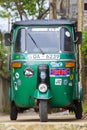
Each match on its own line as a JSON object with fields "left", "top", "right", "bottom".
{"left": 31, "top": 28, "right": 61, "bottom": 32}
{"left": 65, "top": 31, "right": 70, "bottom": 37}
{"left": 50, "top": 68, "right": 70, "bottom": 77}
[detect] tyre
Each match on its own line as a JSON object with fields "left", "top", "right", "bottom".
{"left": 74, "top": 101, "right": 82, "bottom": 119}
{"left": 39, "top": 100, "right": 48, "bottom": 122}
{"left": 10, "top": 102, "right": 18, "bottom": 120}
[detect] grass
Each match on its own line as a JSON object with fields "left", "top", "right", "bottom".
{"left": 82, "top": 101, "right": 87, "bottom": 114}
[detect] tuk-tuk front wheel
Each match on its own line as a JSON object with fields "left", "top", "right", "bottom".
{"left": 74, "top": 101, "right": 82, "bottom": 119}
{"left": 10, "top": 102, "right": 18, "bottom": 120}
{"left": 39, "top": 100, "right": 48, "bottom": 122}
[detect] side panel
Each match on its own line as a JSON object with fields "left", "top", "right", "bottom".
{"left": 10, "top": 61, "right": 38, "bottom": 107}
{"left": 49, "top": 61, "right": 75, "bottom": 107}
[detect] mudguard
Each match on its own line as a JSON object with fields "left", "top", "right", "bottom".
{"left": 8, "top": 87, "right": 15, "bottom": 102}
{"left": 80, "top": 86, "right": 83, "bottom": 101}
{"left": 34, "top": 89, "right": 52, "bottom": 100}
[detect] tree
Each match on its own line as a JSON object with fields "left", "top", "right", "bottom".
{"left": 0, "top": 31, "right": 8, "bottom": 78}
{"left": 49, "top": 0, "right": 70, "bottom": 19}
{"left": 81, "top": 31, "right": 87, "bottom": 57}
{"left": 0, "top": 0, "right": 49, "bottom": 20}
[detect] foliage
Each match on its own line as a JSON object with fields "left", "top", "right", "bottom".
{"left": 0, "top": 47, "right": 7, "bottom": 73}
{"left": 0, "top": 32, "right": 8, "bottom": 74}
{"left": 81, "top": 31, "right": 87, "bottom": 57}
{"left": 0, "top": 0, "right": 49, "bottom": 20}
{"left": 82, "top": 101, "right": 87, "bottom": 114}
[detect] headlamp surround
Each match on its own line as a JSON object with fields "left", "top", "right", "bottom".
{"left": 38, "top": 83, "right": 47, "bottom": 93}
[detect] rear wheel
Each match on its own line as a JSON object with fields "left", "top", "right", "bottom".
{"left": 39, "top": 100, "right": 48, "bottom": 122}
{"left": 74, "top": 101, "right": 82, "bottom": 119}
{"left": 10, "top": 102, "right": 18, "bottom": 120}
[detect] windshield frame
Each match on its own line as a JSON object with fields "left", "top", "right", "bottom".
{"left": 13, "top": 26, "right": 74, "bottom": 54}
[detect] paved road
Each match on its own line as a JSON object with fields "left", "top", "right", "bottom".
{"left": 0, "top": 109, "right": 86, "bottom": 123}
{"left": 0, "top": 111, "right": 87, "bottom": 130}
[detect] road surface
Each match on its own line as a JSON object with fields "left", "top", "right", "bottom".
{"left": 0, "top": 109, "right": 86, "bottom": 122}
{"left": 0, "top": 110, "right": 87, "bottom": 130}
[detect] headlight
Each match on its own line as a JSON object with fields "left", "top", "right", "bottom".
{"left": 40, "top": 71, "right": 46, "bottom": 80}
{"left": 38, "top": 83, "right": 47, "bottom": 93}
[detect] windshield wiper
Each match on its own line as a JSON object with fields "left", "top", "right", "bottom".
{"left": 28, "top": 32, "right": 44, "bottom": 54}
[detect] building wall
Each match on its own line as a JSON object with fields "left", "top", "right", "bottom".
{"left": 0, "top": 77, "right": 9, "bottom": 112}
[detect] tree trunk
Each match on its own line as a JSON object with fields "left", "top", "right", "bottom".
{"left": 14, "top": 0, "right": 28, "bottom": 20}
{"left": 49, "top": 0, "right": 56, "bottom": 19}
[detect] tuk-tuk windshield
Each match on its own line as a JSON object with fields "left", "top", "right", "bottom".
{"left": 14, "top": 27, "right": 73, "bottom": 54}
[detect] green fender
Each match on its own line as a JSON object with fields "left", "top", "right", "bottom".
{"left": 80, "top": 87, "right": 83, "bottom": 101}
{"left": 8, "top": 87, "right": 15, "bottom": 102}
{"left": 34, "top": 89, "right": 52, "bottom": 100}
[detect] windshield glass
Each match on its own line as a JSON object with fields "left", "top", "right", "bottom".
{"left": 14, "top": 27, "right": 73, "bottom": 54}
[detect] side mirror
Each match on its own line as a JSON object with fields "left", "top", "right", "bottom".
{"left": 4, "top": 33, "right": 11, "bottom": 46}
{"left": 74, "top": 32, "right": 82, "bottom": 44}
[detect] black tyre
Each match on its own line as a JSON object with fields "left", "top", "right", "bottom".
{"left": 74, "top": 101, "right": 82, "bottom": 119}
{"left": 10, "top": 102, "right": 18, "bottom": 120}
{"left": 39, "top": 100, "right": 48, "bottom": 122}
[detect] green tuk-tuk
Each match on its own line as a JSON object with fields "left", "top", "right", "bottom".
{"left": 5, "top": 19, "right": 83, "bottom": 122}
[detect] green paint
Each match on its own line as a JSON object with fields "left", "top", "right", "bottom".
{"left": 9, "top": 20, "right": 82, "bottom": 113}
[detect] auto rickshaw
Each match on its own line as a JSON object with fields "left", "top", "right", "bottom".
{"left": 5, "top": 19, "right": 83, "bottom": 122}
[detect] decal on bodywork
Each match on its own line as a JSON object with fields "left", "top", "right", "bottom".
{"left": 50, "top": 62, "right": 63, "bottom": 67}
{"left": 15, "top": 72, "right": 20, "bottom": 79}
{"left": 50, "top": 68, "right": 70, "bottom": 77}
{"left": 63, "top": 79, "right": 68, "bottom": 85}
{"left": 70, "top": 74, "right": 74, "bottom": 80}
{"left": 55, "top": 79, "right": 62, "bottom": 85}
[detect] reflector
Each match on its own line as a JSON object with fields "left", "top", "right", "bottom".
{"left": 12, "top": 62, "right": 21, "bottom": 68}
{"left": 65, "top": 62, "right": 75, "bottom": 67}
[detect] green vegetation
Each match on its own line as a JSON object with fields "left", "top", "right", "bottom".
{"left": 0, "top": 0, "right": 49, "bottom": 20}
{"left": 0, "top": 31, "right": 8, "bottom": 78}
{"left": 82, "top": 101, "right": 87, "bottom": 114}
{"left": 81, "top": 31, "right": 87, "bottom": 57}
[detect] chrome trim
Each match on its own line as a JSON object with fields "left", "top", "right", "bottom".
{"left": 12, "top": 59, "right": 76, "bottom": 62}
